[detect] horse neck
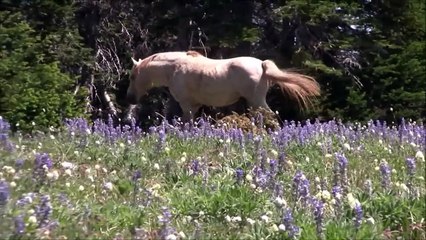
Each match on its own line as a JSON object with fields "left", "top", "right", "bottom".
{"left": 144, "top": 62, "right": 173, "bottom": 87}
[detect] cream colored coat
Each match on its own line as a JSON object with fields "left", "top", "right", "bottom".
{"left": 127, "top": 51, "right": 320, "bottom": 121}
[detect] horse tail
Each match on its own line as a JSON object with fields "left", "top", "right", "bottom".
{"left": 261, "top": 59, "right": 321, "bottom": 110}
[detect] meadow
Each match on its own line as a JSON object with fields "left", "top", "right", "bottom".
{"left": 0, "top": 115, "right": 425, "bottom": 240}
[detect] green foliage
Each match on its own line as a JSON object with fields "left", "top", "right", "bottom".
{"left": 0, "top": 12, "right": 87, "bottom": 132}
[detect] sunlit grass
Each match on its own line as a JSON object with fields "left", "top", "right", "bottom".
{"left": 0, "top": 116, "right": 425, "bottom": 239}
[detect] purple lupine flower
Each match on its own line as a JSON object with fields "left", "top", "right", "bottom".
{"left": 157, "top": 129, "right": 166, "bottom": 151}
{"left": 354, "top": 202, "right": 363, "bottom": 230}
{"left": 331, "top": 185, "right": 342, "bottom": 218}
{"left": 190, "top": 160, "right": 201, "bottom": 176}
{"left": 235, "top": 168, "right": 244, "bottom": 185}
{"left": 282, "top": 208, "right": 300, "bottom": 239}
{"left": 405, "top": 157, "right": 416, "bottom": 196}
{"left": 269, "top": 159, "right": 278, "bottom": 175}
{"left": 159, "top": 207, "right": 176, "bottom": 239}
{"left": 16, "top": 193, "right": 36, "bottom": 207}
{"left": 405, "top": 157, "right": 416, "bottom": 177}
{"left": 334, "top": 153, "right": 349, "bottom": 195}
{"left": 0, "top": 180, "right": 10, "bottom": 206}
{"left": 132, "top": 170, "right": 142, "bottom": 182}
{"left": 273, "top": 182, "right": 284, "bottom": 199}
{"left": 15, "top": 158, "right": 25, "bottom": 169}
{"left": 278, "top": 152, "right": 287, "bottom": 173}
{"left": 33, "top": 153, "right": 53, "bottom": 186}
{"left": 34, "top": 153, "right": 53, "bottom": 170}
{"left": 14, "top": 215, "right": 25, "bottom": 235}
{"left": 255, "top": 169, "right": 270, "bottom": 189}
{"left": 312, "top": 198, "right": 325, "bottom": 239}
{"left": 292, "top": 170, "right": 310, "bottom": 206}
{"left": 363, "top": 179, "right": 373, "bottom": 197}
{"left": 0, "top": 116, "right": 14, "bottom": 151}
{"left": 379, "top": 161, "right": 391, "bottom": 190}
{"left": 58, "top": 193, "right": 73, "bottom": 209}
{"left": 35, "top": 195, "right": 52, "bottom": 228}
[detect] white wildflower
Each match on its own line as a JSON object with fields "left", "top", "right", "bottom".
{"left": 49, "top": 135, "right": 55, "bottom": 140}
{"left": 153, "top": 163, "right": 160, "bottom": 170}
{"left": 218, "top": 152, "right": 224, "bottom": 158}
{"left": 271, "top": 224, "right": 279, "bottom": 232}
{"left": 47, "top": 170, "right": 59, "bottom": 181}
{"left": 278, "top": 224, "right": 286, "bottom": 232}
{"left": 415, "top": 151, "right": 425, "bottom": 162}
{"left": 61, "top": 161, "right": 75, "bottom": 169}
{"left": 10, "top": 181, "right": 16, "bottom": 188}
{"left": 64, "top": 169, "right": 72, "bottom": 176}
{"left": 245, "top": 174, "right": 253, "bottom": 182}
{"left": 399, "top": 183, "right": 409, "bottom": 192}
{"left": 165, "top": 234, "right": 177, "bottom": 240}
{"left": 246, "top": 218, "right": 256, "bottom": 225}
{"left": 346, "top": 193, "right": 360, "bottom": 209}
{"left": 28, "top": 215, "right": 37, "bottom": 224}
{"left": 164, "top": 147, "right": 170, "bottom": 153}
{"left": 178, "top": 231, "right": 186, "bottom": 239}
{"left": 225, "top": 215, "right": 231, "bottom": 222}
{"left": 343, "top": 143, "right": 351, "bottom": 151}
{"left": 274, "top": 196, "right": 286, "bottom": 207}
{"left": 3, "top": 166, "right": 16, "bottom": 175}
{"left": 366, "top": 217, "right": 375, "bottom": 225}
{"left": 65, "top": 182, "right": 70, "bottom": 187}
{"left": 104, "top": 182, "right": 113, "bottom": 191}
{"left": 260, "top": 215, "right": 269, "bottom": 223}
{"left": 271, "top": 149, "right": 278, "bottom": 158}
{"left": 325, "top": 153, "right": 333, "bottom": 158}
{"left": 78, "top": 185, "right": 85, "bottom": 191}
{"left": 88, "top": 175, "right": 94, "bottom": 182}
{"left": 231, "top": 216, "right": 242, "bottom": 222}
{"left": 95, "top": 164, "right": 101, "bottom": 170}
{"left": 320, "top": 190, "right": 331, "bottom": 201}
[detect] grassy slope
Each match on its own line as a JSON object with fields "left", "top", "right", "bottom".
{"left": 0, "top": 118, "right": 425, "bottom": 239}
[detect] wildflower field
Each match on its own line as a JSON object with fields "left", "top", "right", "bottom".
{"left": 0, "top": 115, "right": 425, "bottom": 240}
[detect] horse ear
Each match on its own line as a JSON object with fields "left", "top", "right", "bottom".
{"left": 131, "top": 57, "right": 138, "bottom": 65}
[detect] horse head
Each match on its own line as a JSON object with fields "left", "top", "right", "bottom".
{"left": 126, "top": 57, "right": 152, "bottom": 104}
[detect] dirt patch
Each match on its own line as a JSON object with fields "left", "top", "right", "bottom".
{"left": 215, "top": 108, "right": 281, "bottom": 134}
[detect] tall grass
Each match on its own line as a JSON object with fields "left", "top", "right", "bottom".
{"left": 0, "top": 116, "right": 425, "bottom": 239}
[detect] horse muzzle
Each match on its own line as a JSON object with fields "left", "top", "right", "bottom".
{"left": 126, "top": 93, "right": 139, "bottom": 104}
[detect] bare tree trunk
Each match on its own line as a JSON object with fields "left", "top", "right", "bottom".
{"left": 101, "top": 89, "right": 117, "bottom": 118}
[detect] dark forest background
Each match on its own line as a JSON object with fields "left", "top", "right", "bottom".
{"left": 1, "top": 0, "right": 425, "bottom": 132}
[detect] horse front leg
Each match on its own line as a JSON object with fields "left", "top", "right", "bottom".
{"left": 180, "top": 103, "right": 201, "bottom": 122}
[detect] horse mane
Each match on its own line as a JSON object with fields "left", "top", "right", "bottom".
{"left": 186, "top": 50, "right": 203, "bottom": 57}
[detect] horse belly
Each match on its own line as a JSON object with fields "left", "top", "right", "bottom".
{"left": 193, "top": 85, "right": 240, "bottom": 107}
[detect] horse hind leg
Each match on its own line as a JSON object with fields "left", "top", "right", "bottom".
{"left": 246, "top": 97, "right": 273, "bottom": 112}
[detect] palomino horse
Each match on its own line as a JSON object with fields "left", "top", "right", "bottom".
{"left": 126, "top": 51, "right": 320, "bottom": 121}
